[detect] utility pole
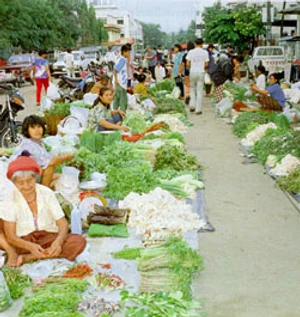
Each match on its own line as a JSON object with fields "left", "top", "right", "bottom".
{"left": 266, "top": 0, "right": 272, "bottom": 45}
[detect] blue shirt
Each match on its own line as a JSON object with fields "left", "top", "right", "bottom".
{"left": 172, "top": 52, "right": 184, "bottom": 77}
{"left": 146, "top": 51, "right": 157, "bottom": 67}
{"left": 33, "top": 57, "right": 49, "bottom": 79}
{"left": 114, "top": 56, "right": 127, "bottom": 89}
{"left": 266, "top": 83, "right": 285, "bottom": 107}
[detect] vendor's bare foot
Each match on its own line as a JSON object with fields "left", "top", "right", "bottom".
{"left": 5, "top": 251, "right": 19, "bottom": 267}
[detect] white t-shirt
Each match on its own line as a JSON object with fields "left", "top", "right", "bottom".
{"left": 186, "top": 47, "right": 209, "bottom": 73}
{"left": 105, "top": 51, "right": 116, "bottom": 63}
{"left": 256, "top": 74, "right": 266, "bottom": 91}
{"left": 113, "top": 56, "right": 128, "bottom": 89}
{"left": 155, "top": 65, "right": 166, "bottom": 82}
{"left": 64, "top": 53, "right": 74, "bottom": 68}
{"left": 1, "top": 184, "right": 64, "bottom": 237}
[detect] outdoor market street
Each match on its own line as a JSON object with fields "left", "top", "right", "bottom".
{"left": 2, "top": 83, "right": 300, "bottom": 317}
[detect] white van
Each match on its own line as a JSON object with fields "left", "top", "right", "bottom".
{"left": 247, "top": 46, "right": 286, "bottom": 75}
{"left": 52, "top": 51, "right": 87, "bottom": 77}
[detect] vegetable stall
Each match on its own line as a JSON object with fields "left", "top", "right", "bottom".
{"left": 0, "top": 80, "right": 208, "bottom": 316}
{"left": 218, "top": 81, "right": 300, "bottom": 210}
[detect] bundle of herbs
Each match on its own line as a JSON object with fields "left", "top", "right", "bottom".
{"left": 45, "top": 102, "right": 71, "bottom": 117}
{"left": 2, "top": 267, "right": 32, "bottom": 299}
{"left": 154, "top": 144, "right": 201, "bottom": 171}
{"left": 252, "top": 129, "right": 300, "bottom": 164}
{"left": 112, "top": 247, "right": 142, "bottom": 260}
{"left": 153, "top": 97, "right": 187, "bottom": 117}
{"left": 123, "top": 112, "right": 148, "bottom": 134}
{"left": 277, "top": 166, "right": 300, "bottom": 194}
{"left": 20, "top": 278, "right": 88, "bottom": 317}
{"left": 137, "top": 237, "right": 204, "bottom": 300}
{"left": 120, "top": 290, "right": 203, "bottom": 317}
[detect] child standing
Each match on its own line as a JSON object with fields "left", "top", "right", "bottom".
{"left": 155, "top": 61, "right": 166, "bottom": 83}
{"left": 113, "top": 45, "right": 131, "bottom": 112}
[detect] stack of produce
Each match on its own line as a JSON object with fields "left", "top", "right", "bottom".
{"left": 19, "top": 278, "right": 88, "bottom": 317}
{"left": 153, "top": 97, "right": 187, "bottom": 117}
{"left": 270, "top": 154, "right": 300, "bottom": 177}
{"left": 252, "top": 129, "right": 300, "bottom": 164}
{"left": 153, "top": 114, "right": 188, "bottom": 132}
{"left": 123, "top": 112, "right": 148, "bottom": 134}
{"left": 119, "top": 187, "right": 205, "bottom": 237}
{"left": 2, "top": 267, "right": 32, "bottom": 299}
{"left": 137, "top": 237, "right": 204, "bottom": 301}
{"left": 233, "top": 111, "right": 289, "bottom": 138}
{"left": 241, "top": 123, "right": 277, "bottom": 147}
{"left": 147, "top": 79, "right": 175, "bottom": 97}
{"left": 87, "top": 205, "right": 129, "bottom": 225}
{"left": 120, "top": 290, "right": 202, "bottom": 317}
{"left": 277, "top": 166, "right": 300, "bottom": 194}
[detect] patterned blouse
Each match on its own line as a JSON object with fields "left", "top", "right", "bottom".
{"left": 88, "top": 102, "right": 112, "bottom": 131}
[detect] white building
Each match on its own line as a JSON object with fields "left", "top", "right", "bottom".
{"left": 87, "top": 0, "right": 143, "bottom": 48}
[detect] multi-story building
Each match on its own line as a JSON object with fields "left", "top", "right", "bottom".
{"left": 86, "top": 0, "right": 143, "bottom": 49}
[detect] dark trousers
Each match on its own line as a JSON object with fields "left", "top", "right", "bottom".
{"left": 175, "top": 77, "right": 184, "bottom": 97}
{"left": 149, "top": 66, "right": 156, "bottom": 79}
{"left": 97, "top": 113, "right": 123, "bottom": 131}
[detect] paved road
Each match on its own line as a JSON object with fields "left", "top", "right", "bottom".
{"left": 5, "top": 85, "right": 300, "bottom": 317}
{"left": 186, "top": 99, "right": 300, "bottom": 317}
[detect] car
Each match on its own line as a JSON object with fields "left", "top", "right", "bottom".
{"left": 0, "top": 53, "right": 35, "bottom": 85}
{"left": 247, "top": 46, "right": 286, "bottom": 76}
{"left": 52, "top": 51, "right": 87, "bottom": 77}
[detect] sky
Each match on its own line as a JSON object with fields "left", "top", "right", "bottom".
{"left": 116, "top": 0, "right": 217, "bottom": 33}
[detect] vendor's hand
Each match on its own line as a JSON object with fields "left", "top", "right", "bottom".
{"left": 60, "top": 152, "right": 73, "bottom": 161}
{"left": 121, "top": 126, "right": 130, "bottom": 132}
{"left": 29, "top": 243, "right": 47, "bottom": 258}
{"left": 46, "top": 239, "right": 63, "bottom": 257}
{"left": 118, "top": 110, "right": 126, "bottom": 118}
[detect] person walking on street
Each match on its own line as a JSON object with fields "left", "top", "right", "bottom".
{"left": 186, "top": 38, "right": 209, "bottom": 114}
{"left": 32, "top": 51, "right": 51, "bottom": 107}
{"left": 113, "top": 45, "right": 131, "bottom": 112}
{"left": 64, "top": 49, "right": 74, "bottom": 77}
{"left": 180, "top": 41, "right": 195, "bottom": 105}
{"left": 145, "top": 46, "right": 157, "bottom": 79}
{"left": 205, "top": 44, "right": 217, "bottom": 97}
{"left": 172, "top": 44, "right": 185, "bottom": 99}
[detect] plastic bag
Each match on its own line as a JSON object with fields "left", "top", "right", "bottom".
{"left": 171, "top": 86, "right": 181, "bottom": 99}
{"left": 204, "top": 73, "right": 211, "bottom": 85}
{"left": 47, "top": 82, "right": 60, "bottom": 100}
{"left": 71, "top": 106, "right": 89, "bottom": 128}
{"left": 141, "top": 98, "right": 156, "bottom": 110}
{"left": 41, "top": 96, "right": 53, "bottom": 111}
{"left": 0, "top": 271, "right": 12, "bottom": 312}
{"left": 83, "top": 93, "right": 98, "bottom": 106}
{"left": 216, "top": 97, "right": 232, "bottom": 117}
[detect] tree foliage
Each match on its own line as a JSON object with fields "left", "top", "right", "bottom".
{"left": 0, "top": 0, "right": 107, "bottom": 50}
{"left": 141, "top": 22, "right": 169, "bottom": 48}
{"left": 203, "top": 3, "right": 265, "bottom": 50}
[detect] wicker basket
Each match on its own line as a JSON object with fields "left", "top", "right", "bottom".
{"left": 44, "top": 112, "right": 66, "bottom": 135}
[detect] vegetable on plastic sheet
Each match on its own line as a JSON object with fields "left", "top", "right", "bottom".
{"left": 119, "top": 187, "right": 205, "bottom": 236}
{"left": 277, "top": 165, "right": 300, "bottom": 193}
{"left": 241, "top": 123, "right": 277, "bottom": 147}
{"left": 270, "top": 154, "right": 300, "bottom": 177}
{"left": 153, "top": 115, "right": 187, "bottom": 132}
{"left": 0, "top": 271, "right": 12, "bottom": 312}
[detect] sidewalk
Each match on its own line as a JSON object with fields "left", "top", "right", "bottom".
{"left": 186, "top": 98, "right": 300, "bottom": 317}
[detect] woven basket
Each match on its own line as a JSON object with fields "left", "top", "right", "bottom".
{"left": 44, "top": 112, "right": 66, "bottom": 135}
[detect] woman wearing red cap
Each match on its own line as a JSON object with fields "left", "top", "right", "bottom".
{"left": 0, "top": 154, "right": 86, "bottom": 266}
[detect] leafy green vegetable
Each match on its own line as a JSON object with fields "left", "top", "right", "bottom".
{"left": 19, "top": 278, "right": 88, "bottom": 317}
{"left": 2, "top": 267, "right": 32, "bottom": 299}
{"left": 147, "top": 79, "right": 175, "bottom": 97}
{"left": 80, "top": 131, "right": 121, "bottom": 153}
{"left": 252, "top": 129, "right": 300, "bottom": 164}
{"left": 153, "top": 97, "right": 187, "bottom": 117}
{"left": 45, "top": 102, "right": 71, "bottom": 116}
{"left": 120, "top": 290, "right": 203, "bottom": 317}
{"left": 104, "top": 161, "right": 157, "bottom": 200}
{"left": 112, "top": 247, "right": 142, "bottom": 260}
{"left": 123, "top": 112, "right": 148, "bottom": 134}
{"left": 162, "top": 131, "right": 185, "bottom": 144}
{"left": 155, "top": 144, "right": 201, "bottom": 171}
{"left": 277, "top": 166, "right": 300, "bottom": 193}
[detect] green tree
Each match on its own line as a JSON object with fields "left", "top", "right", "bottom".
{"left": 141, "top": 22, "right": 168, "bottom": 48}
{"left": 202, "top": 3, "right": 265, "bottom": 51}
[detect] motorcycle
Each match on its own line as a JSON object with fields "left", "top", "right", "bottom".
{"left": 57, "top": 62, "right": 102, "bottom": 100}
{"left": 0, "top": 83, "right": 24, "bottom": 148}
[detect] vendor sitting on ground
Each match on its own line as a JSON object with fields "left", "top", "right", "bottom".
{"left": 90, "top": 73, "right": 113, "bottom": 95}
{"left": 233, "top": 72, "right": 285, "bottom": 112}
{"left": 251, "top": 73, "right": 286, "bottom": 112}
{"left": 134, "top": 73, "right": 148, "bottom": 95}
{"left": 88, "top": 86, "right": 129, "bottom": 132}
{"left": 0, "top": 154, "right": 86, "bottom": 267}
{"left": 10, "top": 115, "right": 73, "bottom": 188}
